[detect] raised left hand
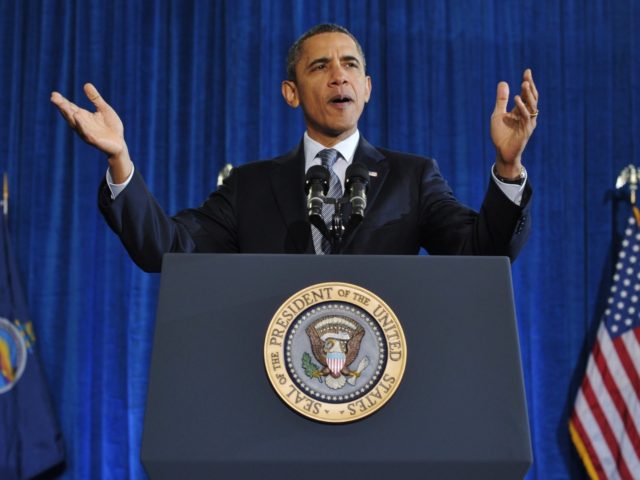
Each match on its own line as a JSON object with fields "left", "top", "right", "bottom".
{"left": 491, "top": 69, "right": 538, "bottom": 179}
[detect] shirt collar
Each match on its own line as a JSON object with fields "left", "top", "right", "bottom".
{"left": 303, "top": 130, "right": 360, "bottom": 171}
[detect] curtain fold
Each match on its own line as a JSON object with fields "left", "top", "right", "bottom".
{"left": 2, "top": 0, "right": 638, "bottom": 478}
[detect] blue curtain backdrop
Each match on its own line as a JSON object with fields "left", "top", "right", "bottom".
{"left": 1, "top": 0, "right": 639, "bottom": 478}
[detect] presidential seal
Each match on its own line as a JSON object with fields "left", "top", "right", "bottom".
{"left": 264, "top": 282, "right": 406, "bottom": 423}
{"left": 0, "top": 317, "right": 27, "bottom": 395}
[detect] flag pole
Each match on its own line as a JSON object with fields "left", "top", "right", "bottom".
{"left": 2, "top": 172, "right": 7, "bottom": 217}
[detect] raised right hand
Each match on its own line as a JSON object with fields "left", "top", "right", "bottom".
{"left": 51, "top": 83, "right": 132, "bottom": 182}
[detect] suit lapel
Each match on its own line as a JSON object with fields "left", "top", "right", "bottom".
{"left": 269, "top": 143, "right": 314, "bottom": 253}
{"left": 340, "top": 138, "right": 388, "bottom": 252}
{"left": 353, "top": 138, "right": 388, "bottom": 212}
{"left": 267, "top": 137, "right": 388, "bottom": 254}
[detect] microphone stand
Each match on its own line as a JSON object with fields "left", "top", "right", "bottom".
{"left": 308, "top": 163, "right": 369, "bottom": 254}
{"left": 320, "top": 196, "right": 351, "bottom": 253}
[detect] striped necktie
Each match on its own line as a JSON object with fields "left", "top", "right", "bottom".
{"left": 313, "top": 149, "right": 342, "bottom": 254}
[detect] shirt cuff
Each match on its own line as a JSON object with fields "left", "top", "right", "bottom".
{"left": 106, "top": 164, "right": 135, "bottom": 200}
{"left": 491, "top": 164, "right": 527, "bottom": 206}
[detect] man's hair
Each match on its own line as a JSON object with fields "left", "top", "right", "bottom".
{"left": 286, "top": 23, "right": 367, "bottom": 82}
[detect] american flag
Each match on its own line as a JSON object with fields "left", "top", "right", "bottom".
{"left": 570, "top": 216, "right": 640, "bottom": 479}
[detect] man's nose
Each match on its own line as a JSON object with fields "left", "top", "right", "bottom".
{"left": 328, "top": 63, "right": 348, "bottom": 85}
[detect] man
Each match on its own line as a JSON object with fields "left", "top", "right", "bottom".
{"left": 51, "top": 24, "right": 537, "bottom": 272}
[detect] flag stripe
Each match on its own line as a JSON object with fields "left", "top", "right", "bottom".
{"left": 574, "top": 388, "right": 612, "bottom": 478}
{"left": 592, "top": 355, "right": 640, "bottom": 471}
{"left": 595, "top": 332, "right": 640, "bottom": 445}
{"left": 620, "top": 333, "right": 640, "bottom": 386}
{"left": 590, "top": 337, "right": 640, "bottom": 476}
{"left": 612, "top": 338, "right": 640, "bottom": 405}
{"left": 581, "top": 375, "right": 633, "bottom": 478}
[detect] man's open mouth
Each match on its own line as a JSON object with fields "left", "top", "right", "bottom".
{"left": 329, "top": 95, "right": 353, "bottom": 104}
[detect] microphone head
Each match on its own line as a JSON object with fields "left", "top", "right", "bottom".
{"left": 345, "top": 163, "right": 370, "bottom": 190}
{"left": 305, "top": 165, "right": 330, "bottom": 195}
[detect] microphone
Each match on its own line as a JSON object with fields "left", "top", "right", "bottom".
{"left": 304, "top": 165, "right": 330, "bottom": 218}
{"left": 345, "top": 163, "right": 369, "bottom": 220}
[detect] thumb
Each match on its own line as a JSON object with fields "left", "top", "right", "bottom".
{"left": 493, "top": 81, "right": 509, "bottom": 115}
{"left": 83, "top": 83, "right": 109, "bottom": 111}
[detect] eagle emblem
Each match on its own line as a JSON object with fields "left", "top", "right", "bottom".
{"left": 302, "top": 316, "right": 370, "bottom": 390}
{"left": 0, "top": 317, "right": 27, "bottom": 395}
{"left": 265, "top": 283, "right": 407, "bottom": 422}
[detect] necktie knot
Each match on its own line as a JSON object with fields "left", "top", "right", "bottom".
{"left": 317, "top": 149, "right": 339, "bottom": 170}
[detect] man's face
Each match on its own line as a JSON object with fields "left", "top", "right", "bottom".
{"left": 282, "top": 32, "right": 372, "bottom": 146}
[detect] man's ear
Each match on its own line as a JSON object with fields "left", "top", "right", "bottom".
{"left": 281, "top": 80, "right": 300, "bottom": 108}
{"left": 364, "top": 75, "right": 372, "bottom": 104}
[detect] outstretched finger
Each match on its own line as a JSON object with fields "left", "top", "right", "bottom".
{"left": 493, "top": 81, "right": 509, "bottom": 115}
{"left": 50, "top": 91, "right": 65, "bottom": 107}
{"left": 514, "top": 95, "right": 534, "bottom": 124}
{"left": 524, "top": 69, "right": 538, "bottom": 102}
{"left": 50, "top": 91, "right": 81, "bottom": 127}
{"left": 50, "top": 91, "right": 79, "bottom": 111}
{"left": 83, "top": 83, "right": 109, "bottom": 110}
{"left": 521, "top": 81, "right": 538, "bottom": 114}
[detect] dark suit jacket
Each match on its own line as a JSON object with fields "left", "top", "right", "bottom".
{"left": 99, "top": 138, "right": 531, "bottom": 272}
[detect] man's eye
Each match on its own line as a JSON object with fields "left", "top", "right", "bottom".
{"left": 345, "top": 62, "right": 358, "bottom": 69}
{"left": 312, "top": 64, "right": 326, "bottom": 71}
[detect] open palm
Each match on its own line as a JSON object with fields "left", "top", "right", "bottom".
{"left": 51, "top": 83, "right": 125, "bottom": 157}
{"left": 490, "top": 69, "right": 538, "bottom": 170}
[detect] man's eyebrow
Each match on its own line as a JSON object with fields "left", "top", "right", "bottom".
{"left": 340, "top": 55, "right": 361, "bottom": 65}
{"left": 305, "top": 55, "right": 362, "bottom": 70}
{"left": 306, "top": 57, "right": 330, "bottom": 70}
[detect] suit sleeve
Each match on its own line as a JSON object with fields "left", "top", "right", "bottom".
{"left": 98, "top": 169, "right": 239, "bottom": 272}
{"left": 419, "top": 159, "right": 532, "bottom": 261}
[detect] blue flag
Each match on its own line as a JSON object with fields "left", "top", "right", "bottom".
{"left": 0, "top": 209, "right": 64, "bottom": 478}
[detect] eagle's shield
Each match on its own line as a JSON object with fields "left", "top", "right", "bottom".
{"left": 326, "top": 351, "right": 346, "bottom": 376}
